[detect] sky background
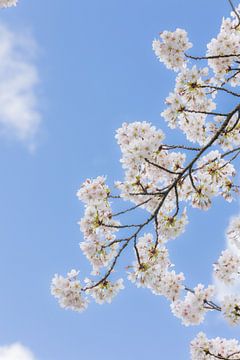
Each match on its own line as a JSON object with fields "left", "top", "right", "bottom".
{"left": 0, "top": 0, "right": 239, "bottom": 359}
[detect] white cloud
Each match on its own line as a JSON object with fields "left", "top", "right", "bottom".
{"left": 213, "top": 213, "right": 240, "bottom": 301}
{"left": 0, "top": 23, "right": 41, "bottom": 147}
{"left": 0, "top": 343, "right": 36, "bottom": 360}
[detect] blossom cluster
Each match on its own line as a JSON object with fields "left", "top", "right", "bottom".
{"left": 153, "top": 16, "right": 240, "bottom": 152}
{"left": 214, "top": 249, "right": 240, "bottom": 284}
{"left": 156, "top": 208, "right": 188, "bottom": 243}
{"left": 191, "top": 150, "right": 236, "bottom": 205}
{"left": 115, "top": 121, "right": 181, "bottom": 214}
{"left": 214, "top": 215, "right": 240, "bottom": 282}
{"left": 77, "top": 176, "right": 120, "bottom": 274}
{"left": 221, "top": 294, "right": 240, "bottom": 326}
{"left": 215, "top": 112, "right": 240, "bottom": 151}
{"left": 161, "top": 66, "right": 216, "bottom": 145}
{"left": 128, "top": 233, "right": 184, "bottom": 301}
{"left": 191, "top": 332, "right": 240, "bottom": 360}
{"left": 207, "top": 10, "right": 240, "bottom": 83}
{"left": 51, "top": 270, "right": 88, "bottom": 312}
{"left": 152, "top": 28, "right": 192, "bottom": 71}
{"left": 116, "top": 120, "right": 236, "bottom": 216}
{"left": 51, "top": 269, "right": 125, "bottom": 308}
{"left": 170, "top": 284, "right": 215, "bottom": 326}
{"left": 84, "top": 278, "right": 124, "bottom": 304}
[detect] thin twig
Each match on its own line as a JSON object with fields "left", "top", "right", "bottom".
{"left": 145, "top": 158, "right": 181, "bottom": 175}
{"left": 112, "top": 198, "right": 152, "bottom": 217}
{"left": 200, "top": 85, "right": 240, "bottom": 97}
{"left": 185, "top": 53, "right": 240, "bottom": 60}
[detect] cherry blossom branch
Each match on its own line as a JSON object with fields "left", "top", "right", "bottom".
{"left": 184, "top": 108, "right": 228, "bottom": 117}
{"left": 145, "top": 158, "right": 181, "bottom": 175}
{"left": 112, "top": 198, "right": 152, "bottom": 217}
{"left": 200, "top": 85, "right": 240, "bottom": 97}
{"left": 219, "top": 150, "right": 240, "bottom": 170}
{"left": 102, "top": 238, "right": 128, "bottom": 248}
{"left": 51, "top": 6, "right": 240, "bottom": 353}
{"left": 154, "top": 215, "right": 159, "bottom": 248}
{"left": 190, "top": 146, "right": 240, "bottom": 174}
{"left": 188, "top": 167, "right": 198, "bottom": 192}
{"left": 173, "top": 185, "right": 180, "bottom": 217}
{"left": 82, "top": 104, "right": 240, "bottom": 293}
{"left": 82, "top": 240, "right": 130, "bottom": 291}
{"left": 222, "top": 146, "right": 240, "bottom": 157}
{"left": 161, "top": 144, "right": 201, "bottom": 151}
{"left": 185, "top": 287, "right": 222, "bottom": 312}
{"left": 185, "top": 53, "right": 240, "bottom": 60}
{"left": 109, "top": 105, "right": 240, "bottom": 233}
{"left": 204, "top": 349, "right": 240, "bottom": 360}
{"left": 134, "top": 235, "right": 141, "bottom": 266}
{"left": 224, "top": 69, "right": 240, "bottom": 85}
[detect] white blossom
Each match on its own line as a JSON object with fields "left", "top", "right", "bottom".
{"left": 156, "top": 208, "right": 188, "bottom": 243}
{"left": 207, "top": 15, "right": 240, "bottom": 81}
{"left": 128, "top": 233, "right": 184, "bottom": 301}
{"left": 51, "top": 270, "right": 89, "bottom": 312}
{"left": 77, "top": 176, "right": 110, "bottom": 205}
{"left": 221, "top": 294, "right": 240, "bottom": 325}
{"left": 153, "top": 29, "right": 192, "bottom": 71}
{"left": 171, "top": 284, "right": 215, "bottom": 326}
{"left": 215, "top": 113, "right": 240, "bottom": 151}
{"left": 161, "top": 66, "right": 216, "bottom": 145}
{"left": 214, "top": 249, "right": 240, "bottom": 284}
{"left": 190, "top": 332, "right": 240, "bottom": 360}
{"left": 85, "top": 278, "right": 124, "bottom": 304}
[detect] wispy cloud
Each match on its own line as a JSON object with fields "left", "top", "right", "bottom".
{"left": 0, "top": 0, "right": 18, "bottom": 8}
{"left": 213, "top": 213, "right": 240, "bottom": 301}
{"left": 0, "top": 23, "right": 41, "bottom": 148}
{"left": 0, "top": 343, "right": 36, "bottom": 360}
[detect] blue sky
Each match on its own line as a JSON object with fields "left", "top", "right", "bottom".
{"left": 0, "top": 0, "right": 239, "bottom": 359}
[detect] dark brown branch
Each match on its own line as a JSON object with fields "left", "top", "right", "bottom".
{"left": 128, "top": 191, "right": 164, "bottom": 196}
{"left": 225, "top": 109, "right": 240, "bottom": 133}
{"left": 224, "top": 69, "right": 240, "bottom": 86}
{"left": 108, "top": 194, "right": 121, "bottom": 199}
{"left": 192, "top": 146, "right": 240, "bottom": 174}
{"left": 184, "top": 109, "right": 228, "bottom": 117}
{"left": 102, "top": 223, "right": 141, "bottom": 229}
{"left": 102, "top": 238, "right": 128, "bottom": 249}
{"left": 82, "top": 240, "right": 130, "bottom": 291}
{"left": 162, "top": 144, "right": 201, "bottom": 151}
{"left": 145, "top": 158, "right": 181, "bottom": 175}
{"left": 219, "top": 149, "right": 240, "bottom": 170}
{"left": 173, "top": 185, "right": 180, "bottom": 217}
{"left": 112, "top": 198, "right": 152, "bottom": 217}
{"left": 200, "top": 85, "right": 240, "bottom": 97}
{"left": 134, "top": 235, "right": 141, "bottom": 266}
{"left": 185, "top": 287, "right": 222, "bottom": 312}
{"left": 222, "top": 146, "right": 240, "bottom": 157}
{"left": 188, "top": 167, "right": 198, "bottom": 192}
{"left": 185, "top": 53, "right": 240, "bottom": 60}
{"left": 203, "top": 349, "right": 240, "bottom": 360}
{"left": 154, "top": 215, "right": 159, "bottom": 248}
